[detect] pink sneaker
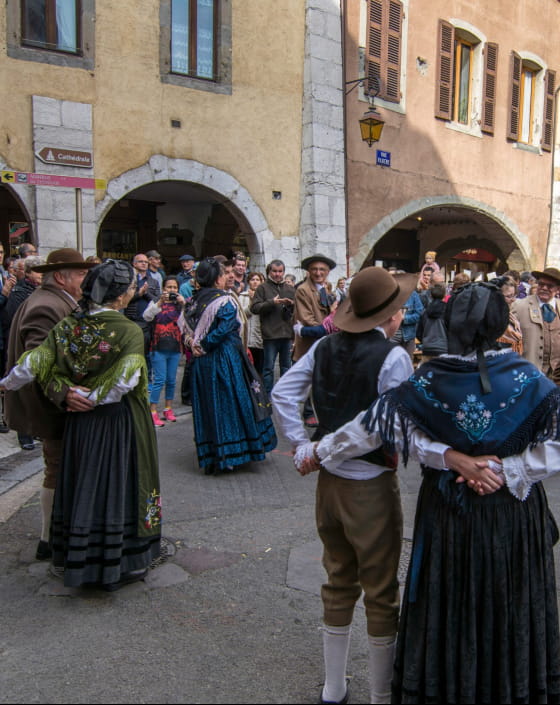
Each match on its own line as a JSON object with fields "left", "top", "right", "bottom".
{"left": 163, "top": 408, "right": 177, "bottom": 422}
{"left": 151, "top": 411, "right": 165, "bottom": 427}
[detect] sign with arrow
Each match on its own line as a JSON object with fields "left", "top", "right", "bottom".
{"left": 36, "top": 146, "right": 93, "bottom": 168}
{"left": 1, "top": 170, "right": 106, "bottom": 189}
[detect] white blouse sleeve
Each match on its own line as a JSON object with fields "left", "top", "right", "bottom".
{"left": 74, "top": 368, "right": 142, "bottom": 405}
{"left": 315, "top": 407, "right": 450, "bottom": 471}
{"left": 0, "top": 356, "right": 35, "bottom": 390}
{"left": 142, "top": 300, "right": 161, "bottom": 322}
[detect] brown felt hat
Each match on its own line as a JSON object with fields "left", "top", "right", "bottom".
{"left": 31, "top": 248, "right": 98, "bottom": 273}
{"left": 531, "top": 267, "right": 560, "bottom": 286}
{"left": 333, "top": 266, "right": 418, "bottom": 333}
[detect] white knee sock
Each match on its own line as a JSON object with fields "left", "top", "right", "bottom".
{"left": 368, "top": 634, "right": 396, "bottom": 704}
{"left": 40, "top": 487, "right": 55, "bottom": 542}
{"left": 321, "top": 623, "right": 351, "bottom": 703}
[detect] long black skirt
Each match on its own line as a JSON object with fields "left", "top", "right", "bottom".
{"left": 393, "top": 469, "right": 560, "bottom": 704}
{"left": 51, "top": 401, "right": 161, "bottom": 588}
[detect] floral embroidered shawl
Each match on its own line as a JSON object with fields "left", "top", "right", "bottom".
{"left": 19, "top": 310, "right": 160, "bottom": 538}
{"left": 364, "top": 349, "right": 560, "bottom": 464}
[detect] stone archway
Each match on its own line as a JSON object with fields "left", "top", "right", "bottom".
{"left": 96, "top": 156, "right": 276, "bottom": 271}
{"left": 352, "top": 195, "right": 533, "bottom": 274}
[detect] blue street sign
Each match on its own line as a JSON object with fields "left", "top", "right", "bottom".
{"left": 376, "top": 150, "right": 391, "bottom": 167}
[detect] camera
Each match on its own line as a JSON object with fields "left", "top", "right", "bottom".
{"left": 168, "top": 292, "right": 178, "bottom": 301}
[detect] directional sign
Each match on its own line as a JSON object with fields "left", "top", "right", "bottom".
{"left": 36, "top": 147, "right": 93, "bottom": 168}
{"left": 1, "top": 170, "right": 106, "bottom": 189}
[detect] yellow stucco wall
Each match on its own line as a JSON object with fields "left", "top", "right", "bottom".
{"left": 0, "top": 1, "right": 305, "bottom": 240}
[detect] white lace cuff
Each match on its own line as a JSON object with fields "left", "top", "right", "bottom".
{"left": 502, "top": 455, "right": 532, "bottom": 501}
{"left": 293, "top": 443, "right": 316, "bottom": 472}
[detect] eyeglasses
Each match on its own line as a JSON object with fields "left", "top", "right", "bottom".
{"left": 135, "top": 259, "right": 148, "bottom": 264}
{"left": 537, "top": 280, "right": 557, "bottom": 289}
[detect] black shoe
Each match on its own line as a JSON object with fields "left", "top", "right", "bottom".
{"left": 0, "top": 421, "right": 9, "bottom": 433}
{"left": 21, "top": 442, "right": 35, "bottom": 451}
{"left": 318, "top": 681, "right": 349, "bottom": 705}
{"left": 103, "top": 569, "right": 148, "bottom": 592}
{"left": 36, "top": 540, "right": 52, "bottom": 561}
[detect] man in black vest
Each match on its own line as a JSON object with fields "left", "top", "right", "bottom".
{"left": 271, "top": 266, "right": 419, "bottom": 704}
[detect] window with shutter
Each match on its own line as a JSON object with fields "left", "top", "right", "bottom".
{"left": 542, "top": 70, "right": 556, "bottom": 152}
{"left": 481, "top": 43, "right": 498, "bottom": 134}
{"left": 435, "top": 20, "right": 454, "bottom": 120}
{"left": 366, "top": 0, "right": 403, "bottom": 103}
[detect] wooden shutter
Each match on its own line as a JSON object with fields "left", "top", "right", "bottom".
{"left": 385, "top": 0, "right": 403, "bottom": 102}
{"left": 542, "top": 69, "right": 556, "bottom": 152}
{"left": 366, "top": 0, "right": 383, "bottom": 96}
{"left": 365, "top": 0, "right": 402, "bottom": 103}
{"left": 506, "top": 51, "right": 522, "bottom": 140}
{"left": 481, "top": 42, "right": 498, "bottom": 134}
{"left": 435, "top": 20, "right": 454, "bottom": 120}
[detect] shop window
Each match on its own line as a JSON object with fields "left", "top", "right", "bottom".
{"left": 6, "top": 0, "right": 94, "bottom": 69}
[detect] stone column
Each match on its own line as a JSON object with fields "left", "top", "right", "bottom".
{"left": 301, "top": 0, "right": 347, "bottom": 277}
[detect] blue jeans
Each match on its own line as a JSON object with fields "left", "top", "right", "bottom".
{"left": 149, "top": 350, "right": 181, "bottom": 404}
{"left": 262, "top": 338, "right": 292, "bottom": 394}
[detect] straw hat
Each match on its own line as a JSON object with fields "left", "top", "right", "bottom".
{"left": 333, "top": 266, "right": 417, "bottom": 333}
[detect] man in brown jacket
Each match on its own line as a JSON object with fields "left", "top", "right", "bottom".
{"left": 293, "top": 253, "right": 336, "bottom": 426}
{"left": 511, "top": 267, "right": 560, "bottom": 383}
{"left": 4, "top": 249, "right": 97, "bottom": 560}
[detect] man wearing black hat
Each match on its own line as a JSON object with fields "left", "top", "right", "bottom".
{"left": 4, "top": 248, "right": 97, "bottom": 561}
{"left": 272, "top": 266, "right": 427, "bottom": 704}
{"left": 512, "top": 267, "right": 560, "bottom": 382}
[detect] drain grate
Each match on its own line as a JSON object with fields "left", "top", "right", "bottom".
{"left": 150, "top": 536, "right": 177, "bottom": 569}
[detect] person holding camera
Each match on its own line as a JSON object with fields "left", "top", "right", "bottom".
{"left": 250, "top": 259, "right": 295, "bottom": 394}
{"left": 143, "top": 276, "right": 185, "bottom": 426}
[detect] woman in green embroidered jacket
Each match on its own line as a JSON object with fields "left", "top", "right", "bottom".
{"left": 0, "top": 260, "right": 161, "bottom": 591}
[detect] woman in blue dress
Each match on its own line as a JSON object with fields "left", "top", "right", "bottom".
{"left": 183, "top": 258, "right": 277, "bottom": 475}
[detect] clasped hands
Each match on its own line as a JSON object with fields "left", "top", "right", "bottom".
{"left": 293, "top": 443, "right": 505, "bottom": 495}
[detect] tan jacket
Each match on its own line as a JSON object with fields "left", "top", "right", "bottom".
{"left": 292, "top": 278, "right": 330, "bottom": 361}
{"left": 4, "top": 282, "right": 78, "bottom": 438}
{"left": 511, "top": 294, "right": 560, "bottom": 375}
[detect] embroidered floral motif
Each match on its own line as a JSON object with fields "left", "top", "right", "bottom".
{"left": 55, "top": 319, "right": 122, "bottom": 378}
{"left": 411, "top": 366, "right": 543, "bottom": 442}
{"left": 250, "top": 379, "right": 261, "bottom": 394}
{"left": 144, "top": 489, "right": 162, "bottom": 530}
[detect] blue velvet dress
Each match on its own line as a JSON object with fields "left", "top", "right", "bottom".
{"left": 190, "top": 299, "right": 277, "bottom": 471}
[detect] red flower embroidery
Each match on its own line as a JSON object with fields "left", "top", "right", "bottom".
{"left": 98, "top": 341, "right": 111, "bottom": 353}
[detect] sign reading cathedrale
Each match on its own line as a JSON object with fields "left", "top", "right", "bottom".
{"left": 36, "top": 147, "right": 93, "bottom": 169}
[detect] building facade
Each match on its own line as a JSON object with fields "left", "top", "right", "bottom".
{"left": 1, "top": 0, "right": 559, "bottom": 280}
{"left": 0, "top": 1, "right": 307, "bottom": 274}
{"left": 341, "top": 0, "right": 560, "bottom": 276}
